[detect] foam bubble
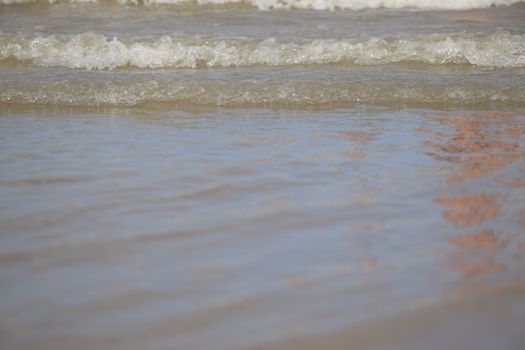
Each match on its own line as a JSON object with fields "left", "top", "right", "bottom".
{"left": 2, "top": 76, "right": 524, "bottom": 108}
{"left": 1, "top": 31, "right": 524, "bottom": 70}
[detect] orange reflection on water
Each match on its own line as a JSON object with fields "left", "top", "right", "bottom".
{"left": 448, "top": 230, "right": 503, "bottom": 251}
{"left": 423, "top": 112, "right": 524, "bottom": 184}
{"left": 422, "top": 112, "right": 525, "bottom": 290}
{"left": 436, "top": 194, "right": 499, "bottom": 228}
{"left": 447, "top": 229, "right": 506, "bottom": 277}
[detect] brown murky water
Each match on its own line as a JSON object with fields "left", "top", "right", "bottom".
{"left": 1, "top": 0, "right": 525, "bottom": 348}
{"left": 1, "top": 107, "right": 524, "bottom": 350}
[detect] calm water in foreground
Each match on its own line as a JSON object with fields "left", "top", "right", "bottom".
{"left": 1, "top": 107, "right": 525, "bottom": 350}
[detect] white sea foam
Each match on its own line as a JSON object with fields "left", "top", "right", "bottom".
{"left": 1, "top": 31, "right": 524, "bottom": 69}
{"left": 1, "top": 0, "right": 524, "bottom": 10}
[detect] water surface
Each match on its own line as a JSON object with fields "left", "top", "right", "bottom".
{"left": 1, "top": 107, "right": 525, "bottom": 349}
{"left": 1, "top": 0, "right": 525, "bottom": 349}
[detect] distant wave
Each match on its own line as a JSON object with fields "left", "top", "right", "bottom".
{"left": 1, "top": 0, "right": 524, "bottom": 10}
{"left": 1, "top": 31, "right": 524, "bottom": 70}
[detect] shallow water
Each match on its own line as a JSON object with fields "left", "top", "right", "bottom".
{"left": 1, "top": 2, "right": 525, "bottom": 108}
{"left": 1, "top": 0, "right": 525, "bottom": 349}
{"left": 1, "top": 107, "right": 525, "bottom": 349}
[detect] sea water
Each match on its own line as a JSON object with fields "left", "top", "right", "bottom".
{"left": 1, "top": 1, "right": 525, "bottom": 350}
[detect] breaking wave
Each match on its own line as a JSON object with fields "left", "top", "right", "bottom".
{"left": 1, "top": 31, "right": 524, "bottom": 70}
{"left": 1, "top": 0, "right": 524, "bottom": 10}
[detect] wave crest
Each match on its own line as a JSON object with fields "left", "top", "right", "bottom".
{"left": 1, "top": 31, "right": 524, "bottom": 70}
